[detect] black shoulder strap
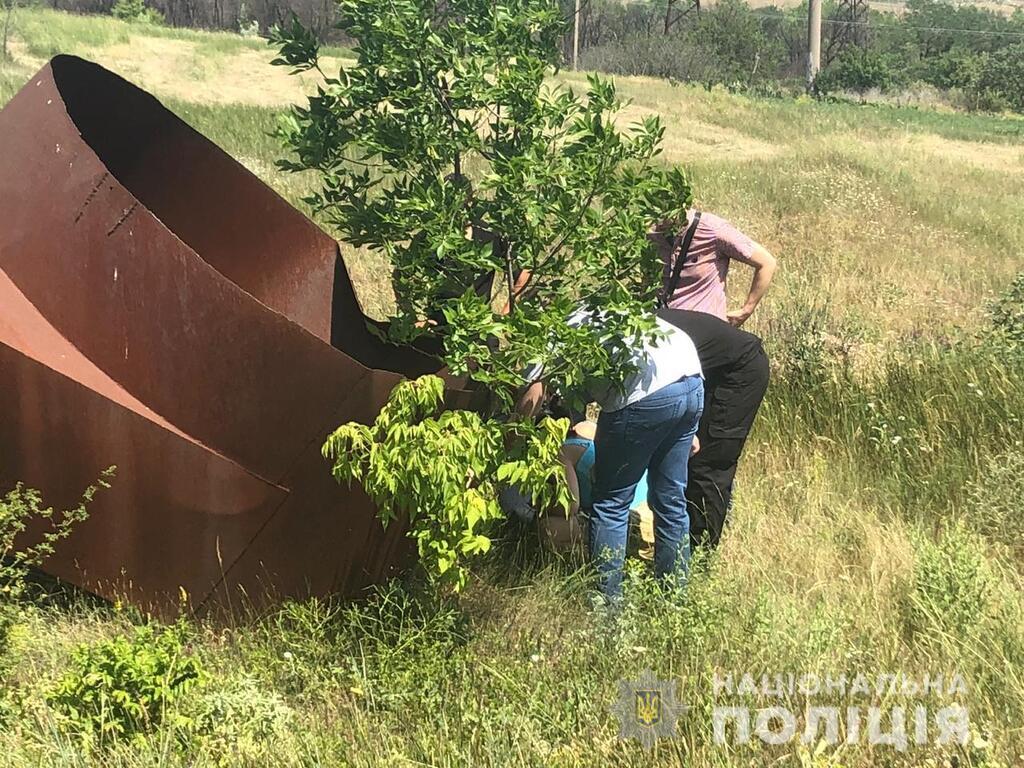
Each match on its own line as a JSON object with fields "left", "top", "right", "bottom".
{"left": 660, "top": 211, "right": 701, "bottom": 308}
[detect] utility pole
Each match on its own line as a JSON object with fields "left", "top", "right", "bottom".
{"left": 572, "top": 0, "right": 580, "bottom": 71}
{"left": 806, "top": 0, "right": 822, "bottom": 92}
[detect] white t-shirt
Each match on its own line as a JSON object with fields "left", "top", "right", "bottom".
{"left": 528, "top": 312, "right": 702, "bottom": 413}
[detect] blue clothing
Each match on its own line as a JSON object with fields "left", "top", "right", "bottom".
{"left": 564, "top": 436, "right": 596, "bottom": 511}
{"left": 589, "top": 374, "right": 704, "bottom": 600}
{"left": 565, "top": 436, "right": 648, "bottom": 512}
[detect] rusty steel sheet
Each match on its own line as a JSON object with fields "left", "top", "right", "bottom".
{"left": 0, "top": 55, "right": 475, "bottom": 616}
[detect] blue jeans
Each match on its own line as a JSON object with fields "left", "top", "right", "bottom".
{"left": 589, "top": 375, "right": 704, "bottom": 600}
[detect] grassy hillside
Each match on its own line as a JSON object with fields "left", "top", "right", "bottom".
{"left": 2, "top": 9, "right": 1024, "bottom": 767}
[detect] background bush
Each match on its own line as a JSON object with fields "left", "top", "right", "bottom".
{"left": 815, "top": 47, "right": 904, "bottom": 96}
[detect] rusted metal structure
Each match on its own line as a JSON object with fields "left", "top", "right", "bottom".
{"left": 0, "top": 55, "right": 469, "bottom": 615}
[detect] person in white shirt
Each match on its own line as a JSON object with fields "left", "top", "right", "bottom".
{"left": 518, "top": 314, "right": 703, "bottom": 602}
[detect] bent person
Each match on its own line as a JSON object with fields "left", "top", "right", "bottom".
{"left": 656, "top": 307, "right": 770, "bottom": 549}
{"left": 518, "top": 313, "right": 704, "bottom": 602}
{"left": 651, "top": 209, "right": 777, "bottom": 327}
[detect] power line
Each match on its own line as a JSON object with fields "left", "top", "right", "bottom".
{"left": 607, "top": 0, "right": 1024, "bottom": 36}
{"left": 750, "top": 10, "right": 1024, "bottom": 38}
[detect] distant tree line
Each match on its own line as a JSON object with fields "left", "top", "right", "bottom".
{"left": 49, "top": 0, "right": 1024, "bottom": 112}
{"left": 48, "top": 0, "right": 335, "bottom": 37}
{"left": 567, "top": 0, "right": 1024, "bottom": 111}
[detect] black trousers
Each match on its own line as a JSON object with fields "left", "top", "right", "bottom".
{"left": 686, "top": 344, "right": 770, "bottom": 549}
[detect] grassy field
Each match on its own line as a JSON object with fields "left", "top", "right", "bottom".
{"left": 2, "top": 9, "right": 1024, "bottom": 767}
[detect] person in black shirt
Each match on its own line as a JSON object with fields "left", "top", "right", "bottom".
{"left": 656, "top": 307, "right": 770, "bottom": 549}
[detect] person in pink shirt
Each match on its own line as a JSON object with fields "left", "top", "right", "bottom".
{"left": 651, "top": 209, "right": 778, "bottom": 327}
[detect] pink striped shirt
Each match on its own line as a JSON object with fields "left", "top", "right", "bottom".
{"left": 650, "top": 211, "right": 757, "bottom": 320}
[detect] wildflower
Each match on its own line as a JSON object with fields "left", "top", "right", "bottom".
{"left": 283, "top": 651, "right": 294, "bottom": 661}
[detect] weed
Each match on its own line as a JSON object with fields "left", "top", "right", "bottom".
{"left": 46, "top": 620, "right": 204, "bottom": 745}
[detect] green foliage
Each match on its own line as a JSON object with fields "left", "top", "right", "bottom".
{"left": 328, "top": 583, "right": 468, "bottom": 710}
{"left": 111, "top": 0, "right": 163, "bottom": 25}
{"left": 46, "top": 620, "right": 204, "bottom": 745}
{"left": 920, "top": 45, "right": 1024, "bottom": 112}
{"left": 816, "top": 46, "right": 901, "bottom": 96}
{"left": 901, "top": 0, "right": 1019, "bottom": 59}
{"left": 975, "top": 44, "right": 1024, "bottom": 113}
{"left": 323, "top": 375, "right": 569, "bottom": 589}
{"left": 985, "top": 271, "right": 1024, "bottom": 358}
{"left": 271, "top": 0, "right": 691, "bottom": 405}
{"left": 1, "top": 470, "right": 112, "bottom": 682}
{"left": 275, "top": 0, "right": 691, "bottom": 584}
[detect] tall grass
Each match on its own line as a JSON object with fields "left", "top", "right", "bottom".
{"left": 1, "top": 12, "right": 1024, "bottom": 766}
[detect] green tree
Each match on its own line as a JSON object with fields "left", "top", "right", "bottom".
{"left": 976, "top": 43, "right": 1024, "bottom": 112}
{"left": 271, "top": 0, "right": 689, "bottom": 405}
{"left": 272, "top": 0, "right": 689, "bottom": 586}
{"left": 815, "top": 46, "right": 900, "bottom": 96}
{"left": 111, "top": 0, "right": 164, "bottom": 24}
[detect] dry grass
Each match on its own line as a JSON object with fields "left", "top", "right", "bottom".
{"left": 4, "top": 10, "right": 350, "bottom": 107}
{"left": 2, "top": 9, "right": 1024, "bottom": 767}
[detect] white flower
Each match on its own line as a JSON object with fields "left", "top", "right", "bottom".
{"left": 283, "top": 651, "right": 294, "bottom": 661}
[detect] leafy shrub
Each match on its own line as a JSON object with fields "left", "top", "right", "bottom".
{"left": 111, "top": 0, "right": 163, "bottom": 24}
{"left": 927, "top": 47, "right": 1024, "bottom": 112}
{"left": 816, "top": 47, "right": 902, "bottom": 97}
{"left": 323, "top": 375, "right": 569, "bottom": 590}
{"left": 904, "top": 521, "right": 996, "bottom": 638}
{"left": 47, "top": 620, "right": 204, "bottom": 744}
{"left": 1, "top": 470, "right": 112, "bottom": 680}
{"left": 975, "top": 44, "right": 1024, "bottom": 112}
{"left": 985, "top": 271, "right": 1024, "bottom": 359}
